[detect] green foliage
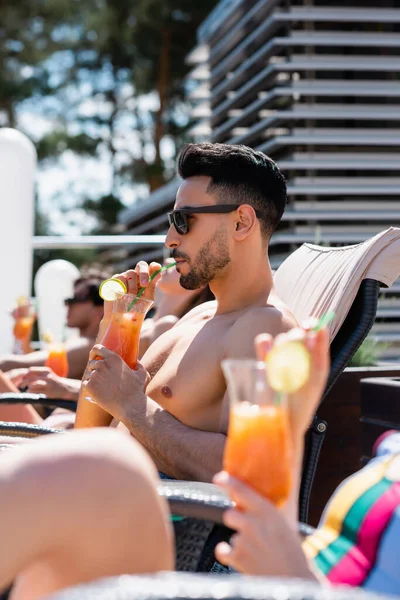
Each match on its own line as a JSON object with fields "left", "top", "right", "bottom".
{"left": 34, "top": 194, "right": 51, "bottom": 236}
{"left": 82, "top": 194, "right": 125, "bottom": 234}
{"left": 1, "top": 0, "right": 218, "bottom": 236}
{"left": 0, "top": 0, "right": 93, "bottom": 123}
{"left": 133, "top": 0, "right": 216, "bottom": 96}
{"left": 37, "top": 130, "right": 101, "bottom": 160}
{"left": 349, "top": 336, "right": 391, "bottom": 367}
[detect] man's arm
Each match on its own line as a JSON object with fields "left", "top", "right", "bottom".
{"left": 0, "top": 350, "right": 49, "bottom": 373}
{"left": 121, "top": 398, "right": 226, "bottom": 481}
{"left": 0, "top": 371, "right": 42, "bottom": 424}
{"left": 0, "top": 338, "right": 93, "bottom": 380}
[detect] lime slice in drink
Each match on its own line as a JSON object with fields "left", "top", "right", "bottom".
{"left": 265, "top": 340, "right": 311, "bottom": 394}
{"left": 16, "top": 295, "right": 28, "bottom": 307}
{"left": 42, "top": 330, "right": 54, "bottom": 344}
{"left": 99, "top": 278, "right": 127, "bottom": 301}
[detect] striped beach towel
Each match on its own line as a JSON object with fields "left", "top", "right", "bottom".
{"left": 303, "top": 432, "right": 400, "bottom": 595}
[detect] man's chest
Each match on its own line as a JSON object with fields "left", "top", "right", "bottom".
{"left": 142, "top": 318, "right": 228, "bottom": 429}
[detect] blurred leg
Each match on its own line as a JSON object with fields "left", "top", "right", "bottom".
{"left": 0, "top": 429, "right": 173, "bottom": 600}
{"left": 0, "top": 371, "right": 42, "bottom": 425}
{"left": 0, "top": 436, "right": 33, "bottom": 445}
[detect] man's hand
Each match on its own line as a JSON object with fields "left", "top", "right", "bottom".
{"left": 17, "top": 367, "right": 80, "bottom": 401}
{"left": 104, "top": 262, "right": 162, "bottom": 319}
{"left": 255, "top": 325, "right": 329, "bottom": 442}
{"left": 11, "top": 302, "right": 37, "bottom": 322}
{"left": 5, "top": 368, "right": 30, "bottom": 387}
{"left": 213, "top": 473, "right": 316, "bottom": 579}
{"left": 82, "top": 345, "right": 149, "bottom": 421}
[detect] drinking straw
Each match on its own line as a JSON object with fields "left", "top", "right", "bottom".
{"left": 127, "top": 262, "right": 177, "bottom": 311}
{"left": 312, "top": 310, "right": 335, "bottom": 332}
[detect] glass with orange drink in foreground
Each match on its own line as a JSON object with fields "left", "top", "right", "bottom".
{"left": 75, "top": 291, "right": 153, "bottom": 428}
{"left": 223, "top": 315, "right": 330, "bottom": 505}
{"left": 222, "top": 359, "right": 295, "bottom": 506}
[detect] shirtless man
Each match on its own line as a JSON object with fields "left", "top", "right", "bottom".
{"left": 83, "top": 143, "right": 296, "bottom": 481}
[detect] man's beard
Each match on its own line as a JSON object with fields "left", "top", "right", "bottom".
{"left": 177, "top": 228, "right": 231, "bottom": 290}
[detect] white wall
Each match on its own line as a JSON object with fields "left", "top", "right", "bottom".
{"left": 0, "top": 129, "right": 36, "bottom": 354}
{"left": 34, "top": 259, "right": 80, "bottom": 346}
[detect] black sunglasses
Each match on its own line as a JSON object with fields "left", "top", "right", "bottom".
{"left": 167, "top": 204, "right": 263, "bottom": 235}
{"left": 64, "top": 295, "right": 92, "bottom": 306}
{"left": 64, "top": 285, "right": 103, "bottom": 307}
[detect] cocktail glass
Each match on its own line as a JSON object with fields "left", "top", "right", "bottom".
{"left": 75, "top": 294, "right": 153, "bottom": 428}
{"left": 221, "top": 359, "right": 293, "bottom": 507}
{"left": 13, "top": 298, "right": 36, "bottom": 354}
{"left": 45, "top": 343, "right": 69, "bottom": 377}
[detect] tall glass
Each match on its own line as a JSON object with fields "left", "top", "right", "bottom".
{"left": 45, "top": 343, "right": 69, "bottom": 377}
{"left": 221, "top": 359, "right": 293, "bottom": 507}
{"left": 75, "top": 294, "right": 153, "bottom": 428}
{"left": 13, "top": 298, "right": 36, "bottom": 354}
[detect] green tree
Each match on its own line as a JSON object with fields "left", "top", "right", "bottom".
{"left": 1, "top": 0, "right": 218, "bottom": 238}
{"left": 82, "top": 194, "right": 125, "bottom": 234}
{"left": 132, "top": 0, "right": 217, "bottom": 190}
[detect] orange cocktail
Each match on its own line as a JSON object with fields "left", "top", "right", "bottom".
{"left": 45, "top": 344, "right": 69, "bottom": 378}
{"left": 222, "top": 359, "right": 292, "bottom": 506}
{"left": 13, "top": 298, "right": 36, "bottom": 354}
{"left": 224, "top": 402, "right": 292, "bottom": 505}
{"left": 75, "top": 294, "right": 153, "bottom": 428}
{"left": 13, "top": 317, "right": 35, "bottom": 341}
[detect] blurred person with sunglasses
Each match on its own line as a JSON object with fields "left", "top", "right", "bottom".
{"left": 82, "top": 143, "right": 296, "bottom": 482}
{"left": 63, "top": 272, "right": 106, "bottom": 340}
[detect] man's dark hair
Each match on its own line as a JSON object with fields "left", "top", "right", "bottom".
{"left": 177, "top": 143, "right": 287, "bottom": 237}
{"left": 74, "top": 268, "right": 110, "bottom": 306}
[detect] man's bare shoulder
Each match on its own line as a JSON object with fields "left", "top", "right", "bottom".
{"left": 177, "top": 300, "right": 218, "bottom": 324}
{"left": 236, "top": 304, "right": 296, "bottom": 334}
{"left": 65, "top": 337, "right": 93, "bottom": 351}
{"left": 224, "top": 305, "right": 296, "bottom": 360}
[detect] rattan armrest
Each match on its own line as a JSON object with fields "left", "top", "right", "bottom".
{"left": 0, "top": 421, "right": 64, "bottom": 438}
{"left": 158, "top": 480, "right": 233, "bottom": 523}
{"left": 158, "top": 480, "right": 315, "bottom": 538}
{"left": 0, "top": 393, "right": 77, "bottom": 412}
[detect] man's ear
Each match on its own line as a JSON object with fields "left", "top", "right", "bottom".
{"left": 232, "top": 205, "right": 258, "bottom": 241}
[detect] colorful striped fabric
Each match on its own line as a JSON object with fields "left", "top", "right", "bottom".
{"left": 303, "top": 432, "right": 400, "bottom": 596}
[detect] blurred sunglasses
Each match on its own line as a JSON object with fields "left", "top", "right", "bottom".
{"left": 64, "top": 295, "right": 92, "bottom": 306}
{"left": 167, "top": 204, "right": 262, "bottom": 236}
{"left": 64, "top": 284, "right": 103, "bottom": 307}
